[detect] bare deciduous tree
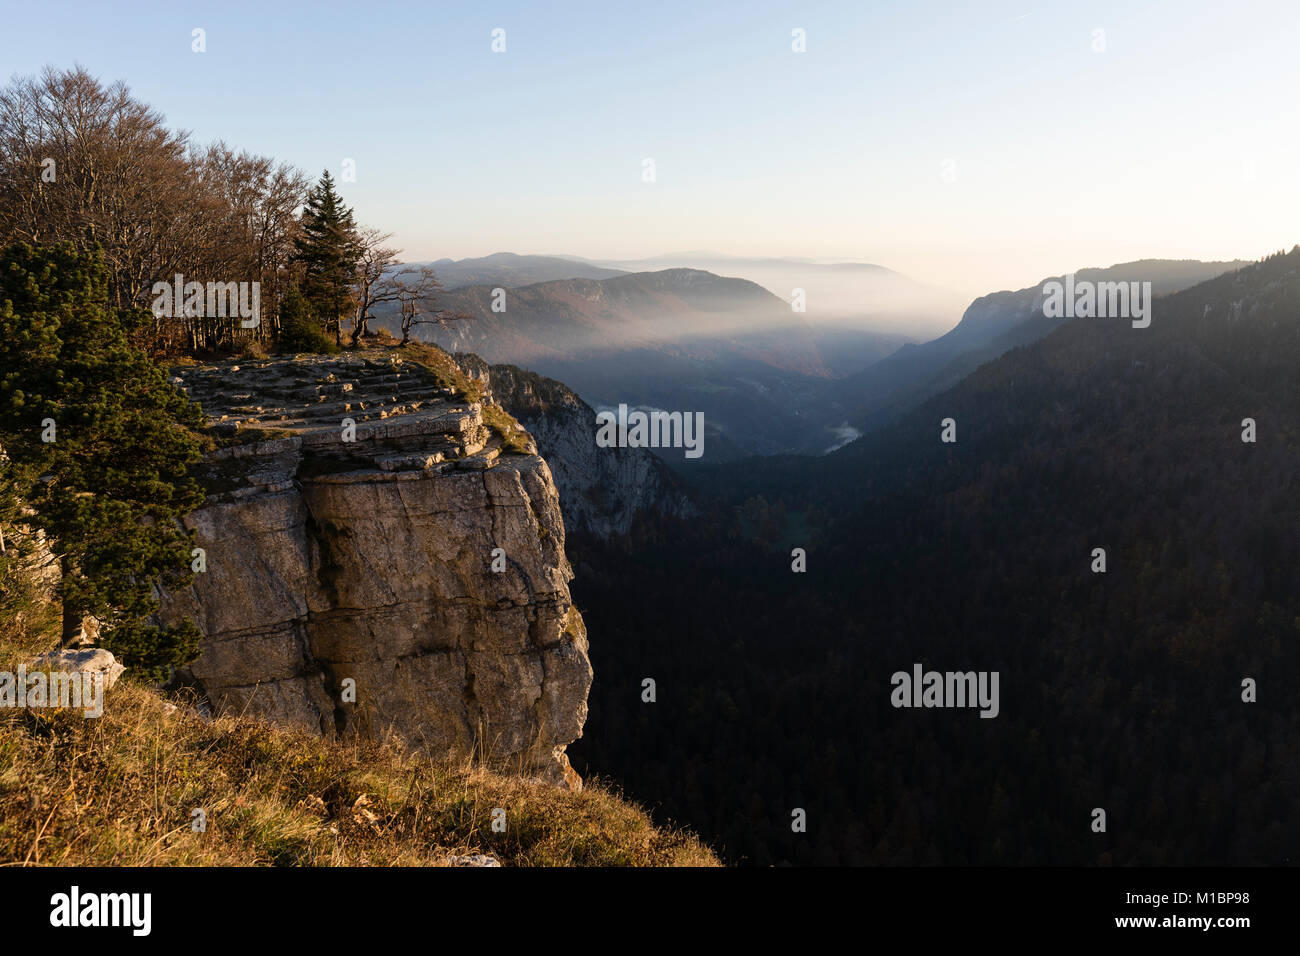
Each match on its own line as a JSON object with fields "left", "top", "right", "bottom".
{"left": 0, "top": 67, "right": 310, "bottom": 354}
{"left": 394, "top": 265, "right": 468, "bottom": 345}
{"left": 349, "top": 227, "right": 401, "bottom": 346}
{"left": 0, "top": 66, "right": 203, "bottom": 315}
{"left": 0, "top": 66, "right": 465, "bottom": 358}
{"left": 347, "top": 233, "right": 466, "bottom": 348}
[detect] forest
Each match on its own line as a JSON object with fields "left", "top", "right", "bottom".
{"left": 0, "top": 66, "right": 458, "bottom": 357}
{"left": 568, "top": 250, "right": 1300, "bottom": 865}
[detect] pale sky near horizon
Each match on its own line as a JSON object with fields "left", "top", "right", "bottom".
{"left": 2, "top": 0, "right": 1297, "bottom": 300}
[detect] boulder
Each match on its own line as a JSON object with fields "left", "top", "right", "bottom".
{"left": 27, "top": 647, "right": 125, "bottom": 691}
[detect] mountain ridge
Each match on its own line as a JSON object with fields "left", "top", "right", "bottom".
{"left": 835, "top": 257, "right": 1250, "bottom": 433}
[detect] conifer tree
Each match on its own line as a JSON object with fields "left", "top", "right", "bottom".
{"left": 292, "top": 171, "right": 361, "bottom": 345}
{"left": 276, "top": 284, "right": 338, "bottom": 354}
{"left": 0, "top": 242, "right": 206, "bottom": 680}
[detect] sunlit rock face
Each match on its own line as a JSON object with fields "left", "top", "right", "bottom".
{"left": 157, "top": 353, "right": 591, "bottom": 789}
{"left": 453, "top": 355, "right": 696, "bottom": 540}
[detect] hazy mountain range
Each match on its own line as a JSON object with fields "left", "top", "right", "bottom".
{"left": 414, "top": 251, "right": 964, "bottom": 339}
{"left": 421, "top": 252, "right": 628, "bottom": 288}
{"left": 375, "top": 267, "right": 908, "bottom": 457}
{"left": 579, "top": 252, "right": 965, "bottom": 338}
{"left": 382, "top": 253, "right": 1249, "bottom": 461}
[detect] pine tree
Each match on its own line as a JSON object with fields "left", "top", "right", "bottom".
{"left": 292, "top": 171, "right": 361, "bottom": 346}
{"left": 276, "top": 284, "right": 338, "bottom": 354}
{"left": 0, "top": 242, "right": 206, "bottom": 680}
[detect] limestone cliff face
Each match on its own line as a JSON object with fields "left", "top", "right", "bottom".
{"left": 157, "top": 352, "right": 591, "bottom": 788}
{"left": 453, "top": 355, "right": 695, "bottom": 539}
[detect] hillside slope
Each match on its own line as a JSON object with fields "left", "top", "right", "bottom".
{"left": 0, "top": 591, "right": 716, "bottom": 866}
{"left": 836, "top": 258, "right": 1248, "bottom": 432}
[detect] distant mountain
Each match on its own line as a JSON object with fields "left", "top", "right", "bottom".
{"left": 411, "top": 253, "right": 627, "bottom": 289}
{"left": 373, "top": 268, "right": 874, "bottom": 458}
{"left": 835, "top": 258, "right": 1249, "bottom": 433}
{"left": 593, "top": 254, "right": 965, "bottom": 338}
{"left": 432, "top": 268, "right": 829, "bottom": 373}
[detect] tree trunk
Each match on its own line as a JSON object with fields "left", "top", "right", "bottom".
{"left": 60, "top": 599, "right": 83, "bottom": 647}
{"left": 350, "top": 313, "right": 369, "bottom": 348}
{"left": 59, "top": 556, "right": 82, "bottom": 647}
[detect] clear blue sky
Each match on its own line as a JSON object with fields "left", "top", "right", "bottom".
{"left": 2, "top": 0, "right": 1297, "bottom": 297}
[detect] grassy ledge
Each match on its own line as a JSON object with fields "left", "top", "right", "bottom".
{"left": 395, "top": 341, "right": 533, "bottom": 454}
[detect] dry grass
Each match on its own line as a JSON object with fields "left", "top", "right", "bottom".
{"left": 0, "top": 599, "right": 717, "bottom": 868}
{"left": 395, "top": 342, "right": 533, "bottom": 454}
{"left": 196, "top": 424, "right": 297, "bottom": 453}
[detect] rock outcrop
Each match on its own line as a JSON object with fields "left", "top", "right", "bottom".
{"left": 28, "top": 647, "right": 126, "bottom": 691}
{"left": 453, "top": 355, "right": 695, "bottom": 539}
{"left": 157, "top": 351, "right": 591, "bottom": 788}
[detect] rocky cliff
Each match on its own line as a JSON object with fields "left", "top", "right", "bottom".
{"left": 157, "top": 350, "right": 591, "bottom": 788}
{"left": 452, "top": 354, "right": 695, "bottom": 539}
